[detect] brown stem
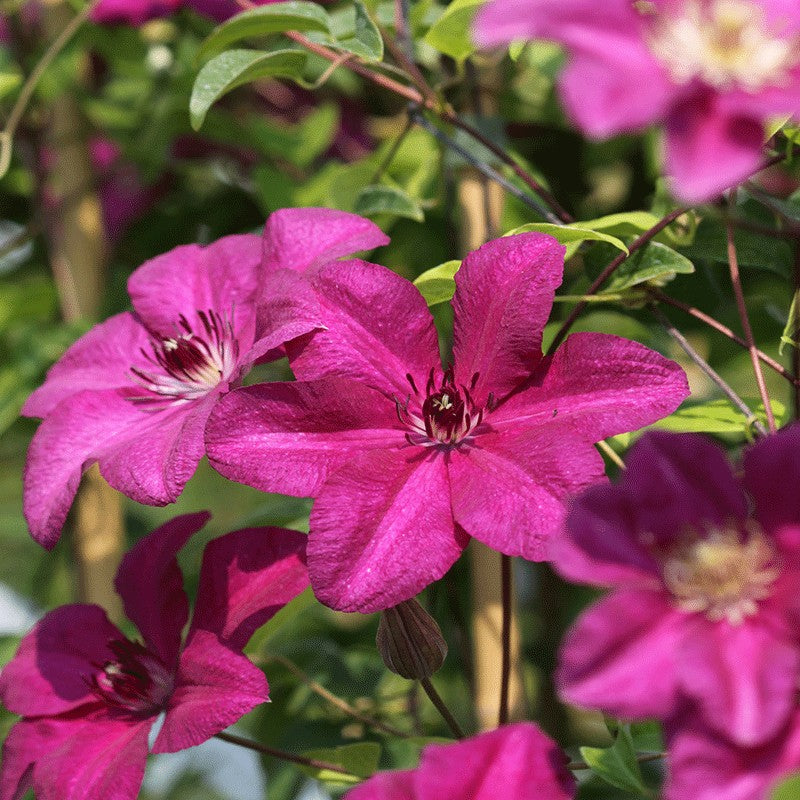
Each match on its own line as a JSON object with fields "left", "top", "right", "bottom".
{"left": 647, "top": 288, "right": 795, "bottom": 384}
{"left": 261, "top": 653, "right": 409, "bottom": 738}
{"left": 215, "top": 732, "right": 354, "bottom": 775}
{"left": 726, "top": 192, "right": 776, "bottom": 433}
{"left": 498, "top": 553, "right": 512, "bottom": 727}
{"left": 420, "top": 677, "right": 465, "bottom": 739}
{"left": 651, "top": 305, "right": 768, "bottom": 438}
{"left": 546, "top": 207, "right": 688, "bottom": 355}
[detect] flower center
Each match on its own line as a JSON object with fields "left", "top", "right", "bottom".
{"left": 130, "top": 309, "right": 239, "bottom": 405}
{"left": 643, "top": 0, "right": 798, "bottom": 92}
{"left": 661, "top": 522, "right": 779, "bottom": 624}
{"left": 396, "top": 368, "right": 487, "bottom": 447}
{"left": 89, "top": 639, "right": 173, "bottom": 714}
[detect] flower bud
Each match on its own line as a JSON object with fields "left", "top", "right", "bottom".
{"left": 376, "top": 599, "right": 447, "bottom": 680}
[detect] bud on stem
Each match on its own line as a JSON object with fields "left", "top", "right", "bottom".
{"left": 376, "top": 598, "right": 447, "bottom": 680}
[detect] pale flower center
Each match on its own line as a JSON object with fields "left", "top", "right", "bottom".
{"left": 643, "top": 0, "right": 798, "bottom": 92}
{"left": 130, "top": 309, "right": 239, "bottom": 405}
{"left": 89, "top": 639, "right": 174, "bottom": 714}
{"left": 395, "top": 368, "right": 488, "bottom": 447}
{"left": 662, "top": 522, "right": 779, "bottom": 624}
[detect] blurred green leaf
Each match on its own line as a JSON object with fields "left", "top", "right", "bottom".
{"left": 507, "top": 222, "right": 629, "bottom": 260}
{"left": 414, "top": 260, "right": 460, "bottom": 305}
{"left": 331, "top": 0, "right": 384, "bottom": 61}
{"left": 579, "top": 725, "right": 651, "bottom": 797}
{"left": 601, "top": 241, "right": 694, "bottom": 294}
{"left": 300, "top": 742, "right": 381, "bottom": 785}
{"left": 779, "top": 289, "right": 800, "bottom": 355}
{"left": 199, "top": 1, "right": 330, "bottom": 59}
{"left": 190, "top": 49, "right": 308, "bottom": 130}
{"left": 354, "top": 185, "right": 424, "bottom": 222}
{"left": 772, "top": 774, "right": 800, "bottom": 800}
{"left": 652, "top": 399, "right": 786, "bottom": 436}
{"left": 424, "top": 0, "right": 484, "bottom": 62}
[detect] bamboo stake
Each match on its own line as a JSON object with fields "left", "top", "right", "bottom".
{"left": 38, "top": 1, "right": 125, "bottom": 618}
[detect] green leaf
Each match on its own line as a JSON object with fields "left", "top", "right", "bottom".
{"left": 652, "top": 399, "right": 786, "bottom": 436}
{"left": 579, "top": 211, "right": 662, "bottom": 238}
{"left": 199, "top": 1, "right": 330, "bottom": 59}
{"left": 772, "top": 773, "right": 800, "bottom": 800}
{"left": 190, "top": 49, "right": 307, "bottom": 130}
{"left": 601, "top": 241, "right": 694, "bottom": 294}
{"left": 779, "top": 289, "right": 800, "bottom": 355}
{"left": 424, "top": 0, "right": 484, "bottom": 63}
{"left": 332, "top": 0, "right": 384, "bottom": 61}
{"left": 506, "top": 222, "right": 629, "bottom": 261}
{"left": 300, "top": 742, "right": 381, "bottom": 785}
{"left": 579, "top": 725, "right": 651, "bottom": 797}
{"left": 414, "top": 260, "right": 461, "bottom": 305}
{"left": 354, "top": 185, "right": 424, "bottom": 221}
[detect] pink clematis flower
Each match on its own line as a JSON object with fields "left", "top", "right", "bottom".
{"left": 22, "top": 207, "right": 388, "bottom": 549}
{"left": 663, "top": 706, "right": 800, "bottom": 800}
{"left": 0, "top": 511, "right": 310, "bottom": 800}
{"left": 556, "top": 427, "right": 800, "bottom": 748}
{"left": 474, "top": 0, "right": 800, "bottom": 202}
{"left": 205, "top": 232, "right": 688, "bottom": 613}
{"left": 344, "top": 723, "right": 575, "bottom": 800}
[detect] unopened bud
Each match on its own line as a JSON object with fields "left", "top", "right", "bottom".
{"left": 376, "top": 599, "right": 447, "bottom": 680}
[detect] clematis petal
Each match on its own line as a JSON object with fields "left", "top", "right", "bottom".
{"left": 261, "top": 207, "right": 389, "bottom": 273}
{"left": 21, "top": 313, "right": 151, "bottom": 419}
{"left": 475, "top": 0, "right": 674, "bottom": 137}
{"left": 127, "top": 234, "right": 262, "bottom": 338}
{"left": 345, "top": 770, "right": 416, "bottom": 800}
{"left": 114, "top": 512, "right": 210, "bottom": 670}
{"left": 558, "top": 52, "right": 675, "bottom": 138}
{"left": 664, "top": 709, "right": 800, "bottom": 800}
{"left": 451, "top": 233, "right": 564, "bottom": 405}
{"left": 491, "top": 332, "right": 688, "bottom": 442}
{"left": 188, "top": 526, "right": 308, "bottom": 650}
{"left": 680, "top": 619, "right": 800, "bottom": 747}
{"left": 24, "top": 389, "right": 215, "bottom": 548}
{"left": 553, "top": 482, "right": 664, "bottom": 588}
{"left": 285, "top": 259, "right": 441, "bottom": 398}
{"left": 614, "top": 431, "right": 747, "bottom": 545}
{"left": 31, "top": 712, "right": 151, "bottom": 800}
{"left": 415, "top": 723, "right": 575, "bottom": 800}
{"left": 308, "top": 449, "right": 467, "bottom": 613}
{"left": 664, "top": 93, "right": 766, "bottom": 203}
{"left": 448, "top": 426, "right": 606, "bottom": 561}
{"left": 153, "top": 629, "right": 269, "bottom": 753}
{"left": 558, "top": 589, "right": 684, "bottom": 719}
{"left": 0, "top": 604, "right": 120, "bottom": 717}
{"left": 475, "top": 0, "right": 643, "bottom": 47}
{"left": 744, "top": 423, "right": 800, "bottom": 534}
{"left": 205, "top": 378, "right": 405, "bottom": 498}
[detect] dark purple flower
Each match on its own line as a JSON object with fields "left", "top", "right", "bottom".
{"left": 556, "top": 427, "right": 800, "bottom": 747}
{"left": 0, "top": 512, "right": 309, "bottom": 800}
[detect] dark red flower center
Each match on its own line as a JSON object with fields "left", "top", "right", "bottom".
{"left": 130, "top": 309, "right": 239, "bottom": 405}
{"left": 397, "top": 368, "right": 488, "bottom": 446}
{"left": 89, "top": 638, "right": 173, "bottom": 715}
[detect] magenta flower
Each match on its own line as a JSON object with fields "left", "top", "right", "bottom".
{"left": 344, "top": 723, "right": 575, "bottom": 800}
{"left": 22, "top": 208, "right": 387, "bottom": 549}
{"left": 556, "top": 427, "right": 800, "bottom": 748}
{"left": 0, "top": 511, "right": 309, "bottom": 800}
{"left": 664, "top": 708, "right": 800, "bottom": 800}
{"left": 205, "top": 232, "right": 688, "bottom": 613}
{"left": 474, "top": 0, "right": 800, "bottom": 202}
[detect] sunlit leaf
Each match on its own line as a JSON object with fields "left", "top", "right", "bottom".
{"left": 190, "top": 49, "right": 308, "bottom": 130}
